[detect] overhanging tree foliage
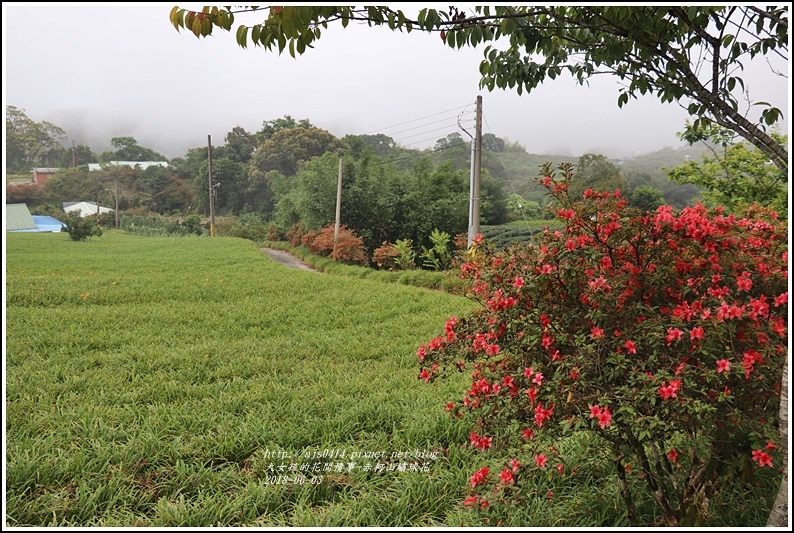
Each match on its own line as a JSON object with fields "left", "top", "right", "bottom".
{"left": 169, "top": 5, "right": 788, "bottom": 175}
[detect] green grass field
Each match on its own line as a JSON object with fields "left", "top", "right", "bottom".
{"left": 4, "top": 231, "right": 780, "bottom": 526}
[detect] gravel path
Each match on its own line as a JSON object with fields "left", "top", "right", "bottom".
{"left": 261, "top": 248, "right": 319, "bottom": 272}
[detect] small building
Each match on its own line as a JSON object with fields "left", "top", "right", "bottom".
{"left": 5, "top": 203, "right": 37, "bottom": 231}
{"left": 88, "top": 161, "right": 169, "bottom": 171}
{"left": 5, "top": 203, "right": 66, "bottom": 232}
{"left": 31, "top": 215, "right": 67, "bottom": 232}
{"left": 32, "top": 167, "right": 60, "bottom": 185}
{"left": 62, "top": 201, "right": 114, "bottom": 218}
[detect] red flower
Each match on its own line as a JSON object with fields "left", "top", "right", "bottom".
{"left": 463, "top": 495, "right": 478, "bottom": 508}
{"left": 667, "top": 449, "right": 678, "bottom": 463}
{"left": 417, "top": 346, "right": 427, "bottom": 361}
{"left": 659, "top": 380, "right": 680, "bottom": 400}
{"left": 773, "top": 292, "right": 788, "bottom": 307}
{"left": 542, "top": 333, "right": 554, "bottom": 348}
{"left": 525, "top": 387, "right": 539, "bottom": 404}
{"left": 522, "top": 427, "right": 534, "bottom": 440}
{"left": 624, "top": 339, "right": 637, "bottom": 354}
{"left": 535, "top": 454, "right": 548, "bottom": 468}
{"left": 499, "top": 467, "right": 514, "bottom": 484}
{"left": 590, "top": 326, "right": 605, "bottom": 339}
{"left": 589, "top": 404, "right": 612, "bottom": 429}
{"left": 690, "top": 326, "right": 705, "bottom": 341}
{"left": 736, "top": 271, "right": 753, "bottom": 291}
{"left": 751, "top": 449, "right": 773, "bottom": 467}
{"left": 533, "top": 402, "right": 553, "bottom": 427}
{"left": 597, "top": 408, "right": 613, "bottom": 429}
{"left": 512, "top": 276, "right": 524, "bottom": 288}
{"left": 716, "top": 359, "right": 731, "bottom": 373}
{"left": 665, "top": 327, "right": 684, "bottom": 345}
{"left": 470, "top": 466, "right": 490, "bottom": 487}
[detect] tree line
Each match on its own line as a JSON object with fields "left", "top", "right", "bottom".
{"left": 6, "top": 105, "right": 786, "bottom": 256}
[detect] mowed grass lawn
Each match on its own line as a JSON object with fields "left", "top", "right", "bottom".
{"left": 5, "top": 231, "right": 488, "bottom": 526}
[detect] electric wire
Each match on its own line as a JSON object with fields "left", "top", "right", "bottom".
{"left": 359, "top": 103, "right": 476, "bottom": 136}
{"left": 377, "top": 141, "right": 470, "bottom": 166}
{"left": 394, "top": 122, "right": 471, "bottom": 144}
{"left": 386, "top": 113, "right": 474, "bottom": 139}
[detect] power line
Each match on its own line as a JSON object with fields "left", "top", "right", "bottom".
{"left": 381, "top": 141, "right": 470, "bottom": 165}
{"left": 360, "top": 103, "right": 475, "bottom": 136}
{"left": 394, "top": 120, "right": 474, "bottom": 145}
{"left": 387, "top": 113, "right": 474, "bottom": 139}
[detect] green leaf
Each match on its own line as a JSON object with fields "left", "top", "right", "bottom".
{"left": 455, "top": 28, "right": 466, "bottom": 48}
{"left": 191, "top": 17, "right": 203, "bottom": 37}
{"left": 425, "top": 9, "right": 438, "bottom": 29}
{"left": 169, "top": 6, "right": 184, "bottom": 31}
{"left": 447, "top": 30, "right": 456, "bottom": 48}
{"left": 236, "top": 25, "right": 249, "bottom": 48}
{"left": 417, "top": 8, "right": 427, "bottom": 28}
{"left": 470, "top": 25, "right": 483, "bottom": 46}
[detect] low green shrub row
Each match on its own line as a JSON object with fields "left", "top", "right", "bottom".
{"left": 261, "top": 241, "right": 464, "bottom": 293}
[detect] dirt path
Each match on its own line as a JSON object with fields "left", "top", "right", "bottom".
{"left": 260, "top": 248, "right": 319, "bottom": 272}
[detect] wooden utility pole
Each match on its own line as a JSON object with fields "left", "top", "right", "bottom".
{"left": 334, "top": 156, "right": 343, "bottom": 241}
{"left": 470, "top": 95, "right": 483, "bottom": 246}
{"left": 208, "top": 135, "right": 215, "bottom": 237}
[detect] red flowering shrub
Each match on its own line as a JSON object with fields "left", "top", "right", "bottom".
{"left": 373, "top": 241, "right": 401, "bottom": 270}
{"left": 301, "top": 228, "right": 321, "bottom": 249}
{"left": 417, "top": 163, "right": 788, "bottom": 526}
{"left": 285, "top": 222, "right": 307, "bottom": 247}
{"left": 373, "top": 239, "right": 416, "bottom": 270}
{"left": 267, "top": 223, "right": 285, "bottom": 241}
{"left": 306, "top": 224, "right": 368, "bottom": 266}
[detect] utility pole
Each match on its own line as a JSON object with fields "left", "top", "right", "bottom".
{"left": 469, "top": 95, "right": 483, "bottom": 247}
{"left": 208, "top": 135, "right": 215, "bottom": 237}
{"left": 334, "top": 156, "right": 343, "bottom": 250}
{"left": 114, "top": 179, "right": 119, "bottom": 229}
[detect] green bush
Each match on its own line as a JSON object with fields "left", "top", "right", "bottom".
{"left": 420, "top": 229, "right": 452, "bottom": 271}
{"left": 61, "top": 212, "right": 102, "bottom": 241}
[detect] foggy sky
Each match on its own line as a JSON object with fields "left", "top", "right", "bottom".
{"left": 3, "top": 3, "right": 790, "bottom": 160}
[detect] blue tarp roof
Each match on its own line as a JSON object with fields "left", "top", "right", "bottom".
{"left": 7, "top": 215, "right": 67, "bottom": 233}
{"left": 32, "top": 215, "right": 67, "bottom": 232}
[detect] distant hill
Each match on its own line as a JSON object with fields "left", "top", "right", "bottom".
{"left": 454, "top": 142, "right": 711, "bottom": 209}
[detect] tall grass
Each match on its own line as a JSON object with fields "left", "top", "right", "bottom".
{"left": 4, "top": 231, "right": 780, "bottom": 526}
{"left": 5, "top": 231, "right": 481, "bottom": 526}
